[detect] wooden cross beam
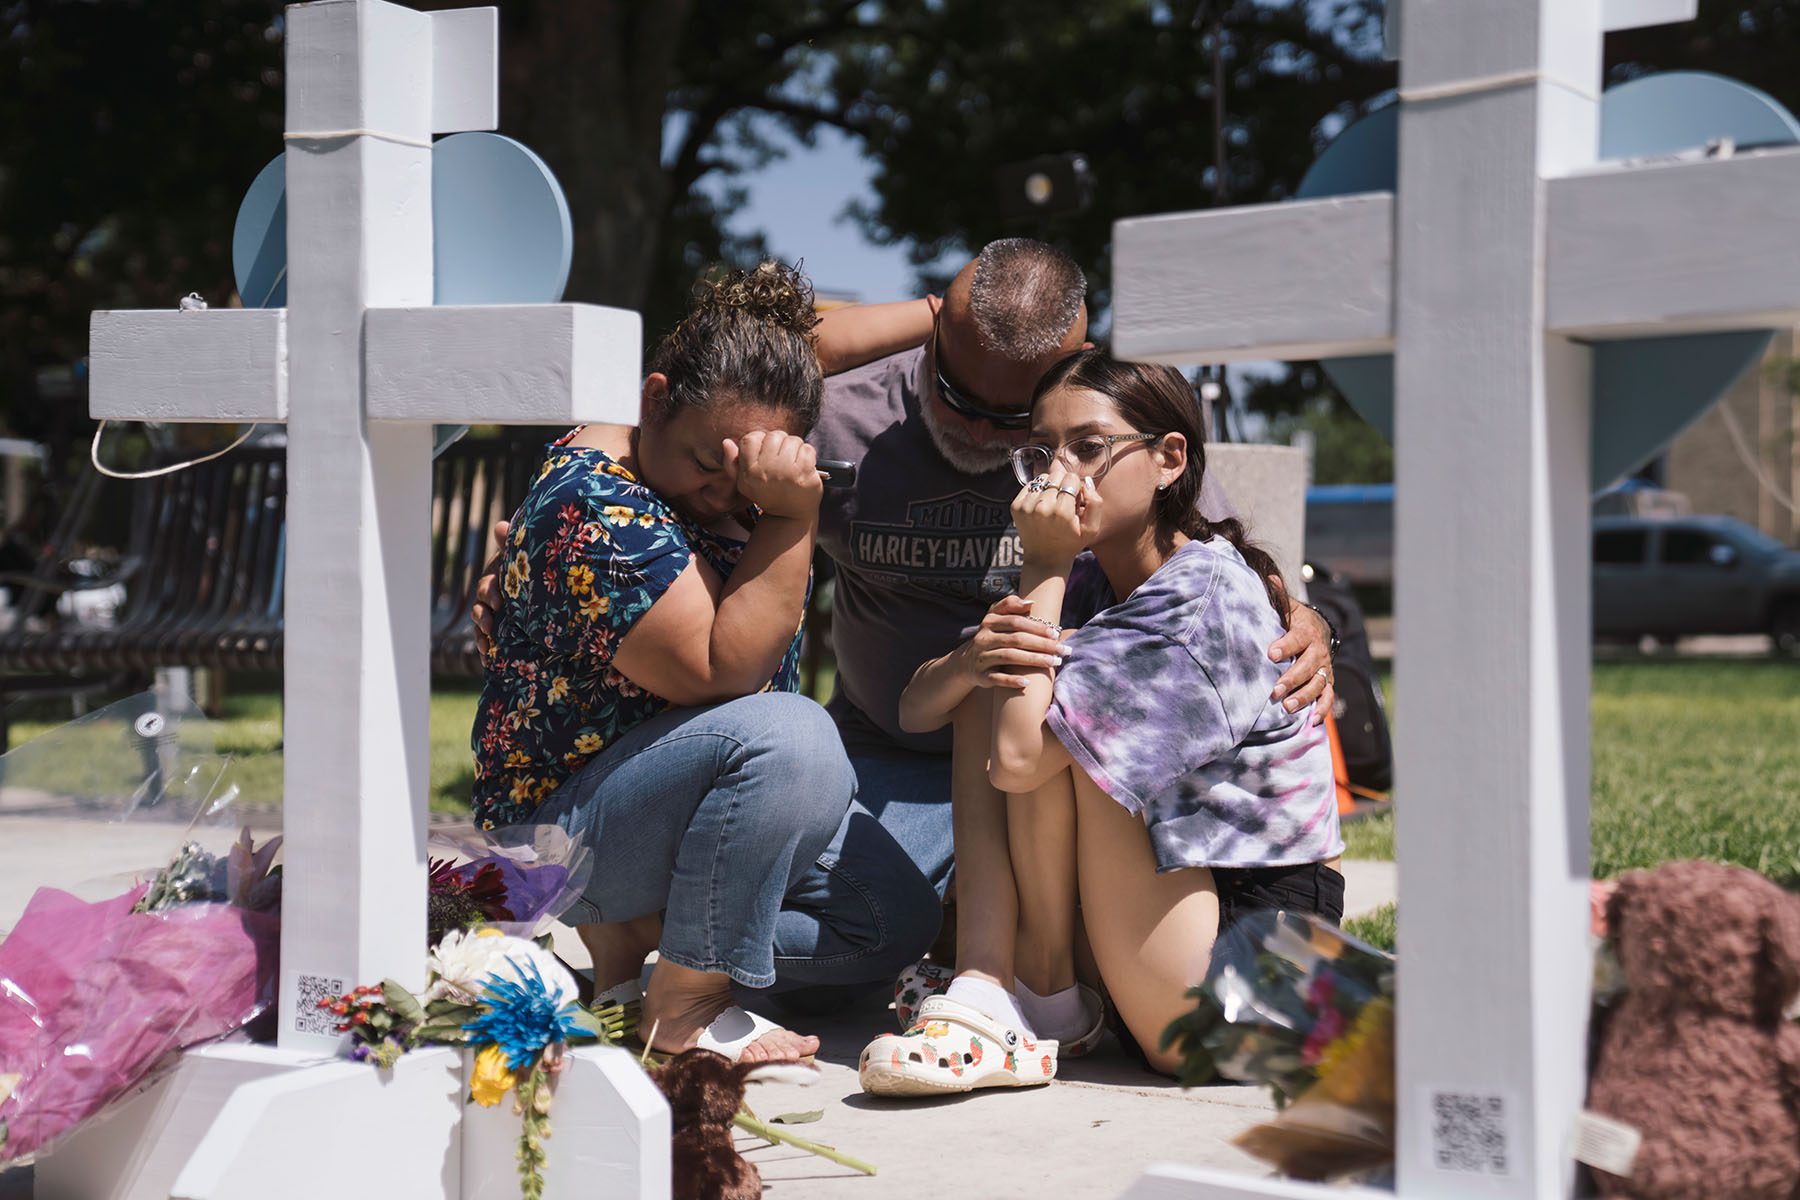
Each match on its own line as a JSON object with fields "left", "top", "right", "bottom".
{"left": 1114, "top": 2, "right": 1793, "bottom": 1198}
{"left": 1113, "top": 151, "right": 1800, "bottom": 362}
{"left": 86, "top": 0, "right": 640, "bottom": 1053}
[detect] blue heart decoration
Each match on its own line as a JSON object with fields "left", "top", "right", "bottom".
{"left": 232, "top": 132, "right": 573, "bottom": 309}
{"left": 1297, "top": 71, "right": 1800, "bottom": 489}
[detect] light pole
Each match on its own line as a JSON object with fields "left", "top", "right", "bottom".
{"left": 1194, "top": 0, "right": 1233, "bottom": 437}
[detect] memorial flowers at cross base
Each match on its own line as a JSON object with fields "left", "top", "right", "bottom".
{"left": 0, "top": 830, "right": 283, "bottom": 1168}
{"left": 324, "top": 928, "right": 634, "bottom": 1200}
{"left": 1162, "top": 910, "right": 1396, "bottom": 1183}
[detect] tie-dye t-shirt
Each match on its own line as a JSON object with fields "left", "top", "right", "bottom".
{"left": 1046, "top": 539, "right": 1341, "bottom": 872}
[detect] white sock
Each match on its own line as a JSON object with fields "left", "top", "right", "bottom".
{"left": 1015, "top": 978, "right": 1088, "bottom": 1042}
{"left": 944, "top": 976, "right": 1033, "bottom": 1035}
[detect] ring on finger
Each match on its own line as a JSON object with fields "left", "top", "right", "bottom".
{"left": 1027, "top": 477, "right": 1051, "bottom": 493}
{"left": 1314, "top": 667, "right": 1329, "bottom": 681}
{"left": 1056, "top": 485, "right": 1079, "bottom": 498}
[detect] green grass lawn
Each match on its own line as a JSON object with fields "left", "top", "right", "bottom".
{"left": 1342, "top": 657, "right": 1800, "bottom": 882}
{"left": 14, "top": 659, "right": 1789, "bottom": 861}
{"left": 7, "top": 685, "right": 485, "bottom": 816}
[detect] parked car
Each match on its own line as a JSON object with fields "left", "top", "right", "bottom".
{"left": 1592, "top": 515, "right": 1800, "bottom": 656}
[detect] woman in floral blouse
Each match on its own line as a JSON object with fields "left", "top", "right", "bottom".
{"left": 474, "top": 263, "right": 941, "bottom": 1063}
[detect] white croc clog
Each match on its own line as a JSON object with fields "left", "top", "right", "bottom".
{"left": 859, "top": 995, "right": 1057, "bottom": 1097}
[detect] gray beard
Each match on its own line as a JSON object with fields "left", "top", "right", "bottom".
{"left": 919, "top": 398, "right": 1015, "bottom": 476}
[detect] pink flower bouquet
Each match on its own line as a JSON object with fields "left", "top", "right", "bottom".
{"left": 0, "top": 834, "right": 280, "bottom": 1167}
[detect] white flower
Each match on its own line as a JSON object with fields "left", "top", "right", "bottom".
{"left": 425, "top": 928, "right": 580, "bottom": 1007}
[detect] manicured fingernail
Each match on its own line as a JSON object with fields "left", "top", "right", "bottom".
{"left": 1285, "top": 698, "right": 1300, "bottom": 712}
{"left": 1270, "top": 686, "right": 1285, "bottom": 701}
{"left": 1056, "top": 646, "right": 1073, "bottom": 656}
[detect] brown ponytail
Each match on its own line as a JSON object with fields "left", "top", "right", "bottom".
{"left": 645, "top": 260, "right": 823, "bottom": 431}
{"left": 1031, "top": 349, "right": 1288, "bottom": 623}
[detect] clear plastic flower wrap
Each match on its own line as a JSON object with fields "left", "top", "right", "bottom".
{"left": 1162, "top": 910, "right": 1396, "bottom": 1183}
{"left": 426, "top": 823, "right": 592, "bottom": 943}
{"left": 0, "top": 689, "right": 280, "bottom": 1169}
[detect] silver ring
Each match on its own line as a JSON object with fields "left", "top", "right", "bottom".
{"left": 1314, "top": 667, "right": 1329, "bottom": 681}
{"left": 1027, "top": 477, "right": 1051, "bottom": 493}
{"left": 1056, "top": 486, "right": 1079, "bottom": 498}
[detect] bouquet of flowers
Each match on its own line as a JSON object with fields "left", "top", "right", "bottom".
{"left": 0, "top": 689, "right": 281, "bottom": 1170}
{"left": 1163, "top": 911, "right": 1396, "bottom": 1182}
{"left": 325, "top": 928, "right": 633, "bottom": 1200}
{"left": 0, "top": 829, "right": 281, "bottom": 1167}
{"left": 426, "top": 825, "right": 591, "bottom": 946}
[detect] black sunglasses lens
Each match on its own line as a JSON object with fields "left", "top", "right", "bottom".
{"left": 938, "top": 364, "right": 1027, "bottom": 429}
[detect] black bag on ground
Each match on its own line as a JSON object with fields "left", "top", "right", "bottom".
{"left": 1305, "top": 562, "right": 1393, "bottom": 794}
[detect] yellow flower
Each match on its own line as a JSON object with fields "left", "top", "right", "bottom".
{"left": 547, "top": 676, "right": 571, "bottom": 704}
{"left": 508, "top": 776, "right": 536, "bottom": 803}
{"left": 636, "top": 513, "right": 656, "bottom": 527}
{"left": 503, "top": 551, "right": 531, "bottom": 600}
{"left": 566, "top": 563, "right": 595, "bottom": 596}
{"left": 469, "top": 1044, "right": 517, "bottom": 1107}
{"left": 504, "top": 749, "right": 531, "bottom": 768}
{"left": 601, "top": 505, "right": 636, "bottom": 525}
{"left": 574, "top": 732, "right": 604, "bottom": 755}
{"left": 579, "top": 593, "right": 604, "bottom": 622}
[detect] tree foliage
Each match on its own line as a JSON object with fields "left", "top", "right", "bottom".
{"left": 0, "top": 1, "right": 286, "bottom": 458}
{"left": 4, "top": 0, "right": 1798, "bottom": 478}
{"left": 0, "top": 0, "right": 889, "bottom": 451}
{"left": 828, "top": 0, "right": 1392, "bottom": 310}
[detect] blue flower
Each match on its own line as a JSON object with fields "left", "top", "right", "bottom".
{"left": 463, "top": 957, "right": 588, "bottom": 1071}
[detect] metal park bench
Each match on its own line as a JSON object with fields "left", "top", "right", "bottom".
{"left": 0, "top": 435, "right": 545, "bottom": 714}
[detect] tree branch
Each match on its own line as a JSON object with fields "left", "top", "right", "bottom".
{"left": 753, "top": 96, "right": 869, "bottom": 139}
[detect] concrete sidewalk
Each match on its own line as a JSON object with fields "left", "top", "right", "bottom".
{"left": 706, "top": 859, "right": 1396, "bottom": 1198}
{"left": 0, "top": 812, "right": 1397, "bottom": 1198}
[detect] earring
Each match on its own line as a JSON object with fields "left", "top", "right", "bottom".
{"left": 1156, "top": 483, "right": 1169, "bottom": 493}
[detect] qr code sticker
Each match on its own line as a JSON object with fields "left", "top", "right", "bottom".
{"left": 1431, "top": 1091, "right": 1510, "bottom": 1175}
{"left": 293, "top": 973, "right": 347, "bottom": 1037}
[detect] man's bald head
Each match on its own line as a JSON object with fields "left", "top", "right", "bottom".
{"left": 942, "top": 238, "right": 1089, "bottom": 363}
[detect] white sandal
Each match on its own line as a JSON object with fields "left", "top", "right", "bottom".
{"left": 692, "top": 1006, "right": 809, "bottom": 1062}
{"left": 616, "top": 979, "right": 811, "bottom": 1064}
{"left": 860, "top": 995, "right": 1057, "bottom": 1097}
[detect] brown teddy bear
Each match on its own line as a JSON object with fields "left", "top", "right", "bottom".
{"left": 651, "top": 1049, "right": 819, "bottom": 1200}
{"left": 1586, "top": 859, "right": 1800, "bottom": 1200}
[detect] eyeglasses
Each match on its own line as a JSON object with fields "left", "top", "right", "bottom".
{"left": 1009, "top": 433, "right": 1165, "bottom": 487}
{"left": 932, "top": 315, "right": 1031, "bottom": 430}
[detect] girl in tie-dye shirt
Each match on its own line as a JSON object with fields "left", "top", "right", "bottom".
{"left": 863, "top": 350, "right": 1340, "bottom": 1096}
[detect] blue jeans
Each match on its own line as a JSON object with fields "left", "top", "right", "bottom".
{"left": 530, "top": 692, "right": 939, "bottom": 993}
{"left": 845, "top": 747, "right": 956, "bottom": 899}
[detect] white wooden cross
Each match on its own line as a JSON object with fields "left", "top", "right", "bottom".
{"left": 1113, "top": 2, "right": 1800, "bottom": 1198}
{"left": 46, "top": 3, "right": 669, "bottom": 1196}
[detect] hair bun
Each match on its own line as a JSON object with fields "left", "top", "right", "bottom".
{"left": 694, "top": 260, "right": 819, "bottom": 338}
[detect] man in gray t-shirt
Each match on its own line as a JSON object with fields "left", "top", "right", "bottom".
{"left": 807, "top": 239, "right": 1330, "bottom": 897}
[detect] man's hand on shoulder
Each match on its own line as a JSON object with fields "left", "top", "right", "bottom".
{"left": 1266, "top": 576, "right": 1336, "bottom": 725}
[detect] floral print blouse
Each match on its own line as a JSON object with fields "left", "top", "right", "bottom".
{"left": 471, "top": 435, "right": 804, "bottom": 828}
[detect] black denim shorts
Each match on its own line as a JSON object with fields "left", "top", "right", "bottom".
{"left": 1214, "top": 861, "right": 1346, "bottom": 934}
